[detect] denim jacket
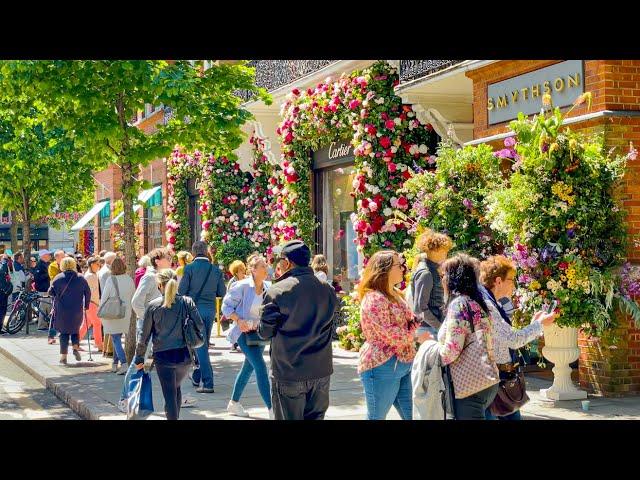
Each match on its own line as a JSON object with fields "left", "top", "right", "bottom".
{"left": 221, "top": 276, "right": 271, "bottom": 345}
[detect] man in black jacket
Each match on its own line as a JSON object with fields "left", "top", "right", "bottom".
{"left": 258, "top": 240, "right": 338, "bottom": 420}
{"left": 33, "top": 250, "right": 54, "bottom": 332}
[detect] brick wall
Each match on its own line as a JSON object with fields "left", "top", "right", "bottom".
{"left": 468, "top": 60, "right": 640, "bottom": 396}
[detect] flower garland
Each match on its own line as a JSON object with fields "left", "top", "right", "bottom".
{"left": 242, "top": 131, "right": 276, "bottom": 253}
{"left": 165, "top": 147, "right": 202, "bottom": 252}
{"left": 276, "top": 60, "right": 438, "bottom": 256}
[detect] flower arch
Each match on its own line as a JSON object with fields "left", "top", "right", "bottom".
{"left": 275, "top": 60, "right": 439, "bottom": 256}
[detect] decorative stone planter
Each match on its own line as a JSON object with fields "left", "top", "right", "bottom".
{"left": 540, "top": 323, "right": 587, "bottom": 401}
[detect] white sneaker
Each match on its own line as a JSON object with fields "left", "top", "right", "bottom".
{"left": 118, "top": 399, "right": 127, "bottom": 413}
{"left": 182, "top": 396, "right": 197, "bottom": 408}
{"left": 117, "top": 363, "right": 129, "bottom": 375}
{"left": 227, "top": 400, "right": 249, "bottom": 417}
{"left": 111, "top": 363, "right": 119, "bottom": 373}
{"left": 268, "top": 408, "right": 275, "bottom": 420}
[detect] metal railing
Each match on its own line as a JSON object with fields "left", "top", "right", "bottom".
{"left": 398, "top": 60, "right": 463, "bottom": 82}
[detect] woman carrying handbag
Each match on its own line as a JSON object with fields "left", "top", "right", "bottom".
{"left": 479, "top": 255, "right": 557, "bottom": 420}
{"left": 133, "top": 269, "right": 204, "bottom": 420}
{"left": 221, "top": 253, "right": 273, "bottom": 419}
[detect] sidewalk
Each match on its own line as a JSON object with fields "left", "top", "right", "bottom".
{"left": 1, "top": 330, "right": 639, "bottom": 420}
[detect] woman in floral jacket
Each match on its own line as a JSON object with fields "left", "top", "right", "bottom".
{"left": 358, "top": 250, "right": 419, "bottom": 420}
{"left": 436, "top": 253, "right": 500, "bottom": 420}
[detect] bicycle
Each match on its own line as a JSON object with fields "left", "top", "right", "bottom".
{"left": 3, "top": 287, "right": 52, "bottom": 335}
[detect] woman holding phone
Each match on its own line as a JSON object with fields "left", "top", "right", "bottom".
{"left": 479, "top": 255, "right": 558, "bottom": 420}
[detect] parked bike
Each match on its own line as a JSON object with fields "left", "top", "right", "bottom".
{"left": 3, "top": 286, "right": 52, "bottom": 335}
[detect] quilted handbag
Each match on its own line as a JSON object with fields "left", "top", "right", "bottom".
{"left": 449, "top": 301, "right": 500, "bottom": 399}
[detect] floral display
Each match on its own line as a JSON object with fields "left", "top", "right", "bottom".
{"left": 486, "top": 100, "right": 633, "bottom": 337}
{"left": 242, "top": 131, "right": 276, "bottom": 254}
{"left": 336, "top": 291, "right": 365, "bottom": 351}
{"left": 199, "top": 153, "right": 251, "bottom": 267}
{"left": 402, "top": 142, "right": 506, "bottom": 258}
{"left": 165, "top": 147, "right": 202, "bottom": 252}
{"left": 276, "top": 60, "right": 438, "bottom": 255}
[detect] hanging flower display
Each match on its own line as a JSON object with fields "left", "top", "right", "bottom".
{"left": 275, "top": 60, "right": 438, "bottom": 256}
{"left": 165, "top": 147, "right": 202, "bottom": 252}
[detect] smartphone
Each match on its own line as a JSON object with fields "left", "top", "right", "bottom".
{"left": 546, "top": 300, "right": 558, "bottom": 314}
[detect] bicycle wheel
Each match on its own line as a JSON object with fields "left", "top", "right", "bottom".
{"left": 4, "top": 305, "right": 28, "bottom": 334}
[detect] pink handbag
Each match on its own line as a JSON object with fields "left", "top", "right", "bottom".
{"left": 449, "top": 303, "right": 499, "bottom": 399}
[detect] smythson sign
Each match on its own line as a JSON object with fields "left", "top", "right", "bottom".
{"left": 487, "top": 60, "right": 584, "bottom": 125}
{"left": 313, "top": 140, "right": 355, "bottom": 170}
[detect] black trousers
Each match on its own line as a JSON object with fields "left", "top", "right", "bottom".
{"left": 0, "top": 292, "right": 8, "bottom": 330}
{"left": 59, "top": 333, "right": 80, "bottom": 354}
{"left": 156, "top": 362, "right": 190, "bottom": 420}
{"left": 272, "top": 376, "right": 330, "bottom": 420}
{"left": 454, "top": 383, "right": 499, "bottom": 420}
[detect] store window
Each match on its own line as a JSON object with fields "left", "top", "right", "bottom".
{"left": 313, "top": 141, "right": 363, "bottom": 293}
{"left": 99, "top": 201, "right": 111, "bottom": 251}
{"left": 146, "top": 187, "right": 164, "bottom": 250}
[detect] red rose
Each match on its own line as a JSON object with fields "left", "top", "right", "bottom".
{"left": 402, "top": 170, "right": 411, "bottom": 180}
{"left": 387, "top": 162, "right": 397, "bottom": 173}
{"left": 292, "top": 88, "right": 300, "bottom": 96}
{"left": 558, "top": 262, "right": 569, "bottom": 270}
{"left": 380, "top": 136, "right": 391, "bottom": 149}
{"left": 361, "top": 198, "right": 370, "bottom": 209}
{"left": 397, "top": 197, "right": 408, "bottom": 209}
{"left": 385, "top": 119, "right": 395, "bottom": 130}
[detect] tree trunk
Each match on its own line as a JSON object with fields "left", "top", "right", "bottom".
{"left": 21, "top": 191, "right": 32, "bottom": 257}
{"left": 9, "top": 211, "right": 18, "bottom": 253}
{"left": 122, "top": 162, "right": 139, "bottom": 363}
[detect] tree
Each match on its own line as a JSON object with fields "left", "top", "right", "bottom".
{"left": 0, "top": 112, "right": 98, "bottom": 257}
{"left": 0, "top": 60, "right": 270, "bottom": 361}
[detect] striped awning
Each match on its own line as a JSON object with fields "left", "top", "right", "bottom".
{"left": 111, "top": 186, "right": 162, "bottom": 225}
{"left": 70, "top": 200, "right": 110, "bottom": 231}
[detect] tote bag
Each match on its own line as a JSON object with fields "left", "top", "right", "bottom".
{"left": 126, "top": 369, "right": 154, "bottom": 420}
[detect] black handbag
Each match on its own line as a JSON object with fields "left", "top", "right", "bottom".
{"left": 489, "top": 366, "right": 530, "bottom": 417}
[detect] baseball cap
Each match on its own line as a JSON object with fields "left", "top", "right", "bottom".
{"left": 272, "top": 240, "right": 311, "bottom": 267}
{"left": 38, "top": 249, "right": 52, "bottom": 257}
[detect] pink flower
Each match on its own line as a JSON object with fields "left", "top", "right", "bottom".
{"left": 385, "top": 119, "right": 395, "bottom": 130}
{"left": 365, "top": 124, "right": 377, "bottom": 136}
{"left": 348, "top": 99, "right": 361, "bottom": 110}
{"left": 504, "top": 136, "right": 516, "bottom": 148}
{"left": 387, "top": 162, "right": 397, "bottom": 173}
{"left": 380, "top": 137, "right": 391, "bottom": 149}
{"left": 369, "top": 201, "right": 378, "bottom": 212}
{"left": 397, "top": 197, "right": 408, "bottom": 209}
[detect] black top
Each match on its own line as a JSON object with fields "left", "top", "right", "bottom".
{"left": 411, "top": 259, "right": 445, "bottom": 330}
{"left": 258, "top": 266, "right": 338, "bottom": 382}
{"left": 33, "top": 260, "right": 51, "bottom": 292}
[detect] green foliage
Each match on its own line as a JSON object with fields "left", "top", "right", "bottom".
{"left": 403, "top": 142, "right": 506, "bottom": 258}
{"left": 336, "top": 293, "right": 365, "bottom": 351}
{"left": 213, "top": 236, "right": 255, "bottom": 271}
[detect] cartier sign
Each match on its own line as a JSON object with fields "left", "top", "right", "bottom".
{"left": 487, "top": 60, "right": 584, "bottom": 125}
{"left": 313, "top": 140, "right": 355, "bottom": 170}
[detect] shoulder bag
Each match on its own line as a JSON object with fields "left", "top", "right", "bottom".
{"left": 97, "top": 276, "right": 126, "bottom": 319}
{"left": 489, "top": 361, "right": 530, "bottom": 417}
{"left": 180, "top": 296, "right": 205, "bottom": 350}
{"left": 245, "top": 289, "right": 269, "bottom": 347}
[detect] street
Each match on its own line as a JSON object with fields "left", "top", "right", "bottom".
{"left": 0, "top": 351, "right": 78, "bottom": 420}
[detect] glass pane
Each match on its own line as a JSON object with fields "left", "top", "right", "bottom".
{"left": 321, "top": 164, "right": 362, "bottom": 293}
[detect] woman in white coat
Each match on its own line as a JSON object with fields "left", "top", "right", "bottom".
{"left": 98, "top": 256, "right": 135, "bottom": 374}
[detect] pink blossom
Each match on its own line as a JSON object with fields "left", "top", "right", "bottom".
{"left": 348, "top": 99, "right": 361, "bottom": 110}
{"left": 387, "top": 162, "right": 397, "bottom": 173}
{"left": 504, "top": 137, "right": 516, "bottom": 147}
{"left": 385, "top": 119, "right": 395, "bottom": 130}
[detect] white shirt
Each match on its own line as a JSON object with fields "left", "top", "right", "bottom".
{"left": 314, "top": 271, "right": 328, "bottom": 282}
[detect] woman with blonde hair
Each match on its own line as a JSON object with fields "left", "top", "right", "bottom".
{"left": 175, "top": 251, "right": 194, "bottom": 282}
{"left": 358, "top": 250, "right": 418, "bottom": 420}
{"left": 134, "top": 269, "right": 204, "bottom": 420}
{"left": 222, "top": 253, "right": 273, "bottom": 418}
{"left": 311, "top": 254, "right": 329, "bottom": 282}
{"left": 409, "top": 229, "right": 452, "bottom": 343}
{"left": 48, "top": 257, "right": 92, "bottom": 365}
{"left": 227, "top": 260, "right": 246, "bottom": 289}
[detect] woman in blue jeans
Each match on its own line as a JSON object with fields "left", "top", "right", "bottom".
{"left": 221, "top": 254, "right": 273, "bottom": 419}
{"left": 357, "top": 251, "right": 418, "bottom": 420}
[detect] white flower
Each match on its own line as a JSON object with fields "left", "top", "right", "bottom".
{"left": 363, "top": 100, "right": 369, "bottom": 107}
{"left": 375, "top": 97, "right": 385, "bottom": 105}
{"left": 419, "top": 144, "right": 429, "bottom": 154}
{"left": 394, "top": 117, "right": 402, "bottom": 125}
{"left": 383, "top": 207, "right": 393, "bottom": 216}
{"left": 390, "top": 146, "right": 398, "bottom": 153}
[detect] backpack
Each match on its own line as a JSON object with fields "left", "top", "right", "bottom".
{"left": 0, "top": 262, "right": 13, "bottom": 296}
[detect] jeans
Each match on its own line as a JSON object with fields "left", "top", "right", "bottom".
{"left": 111, "top": 333, "right": 126, "bottom": 365}
{"left": 454, "top": 383, "right": 499, "bottom": 420}
{"left": 0, "top": 293, "right": 8, "bottom": 329}
{"left": 231, "top": 333, "right": 272, "bottom": 409}
{"left": 485, "top": 408, "right": 522, "bottom": 420}
{"left": 272, "top": 375, "right": 330, "bottom": 420}
{"left": 156, "top": 362, "right": 190, "bottom": 420}
{"left": 360, "top": 356, "right": 413, "bottom": 420}
{"left": 192, "top": 304, "right": 215, "bottom": 389}
{"left": 59, "top": 333, "right": 79, "bottom": 355}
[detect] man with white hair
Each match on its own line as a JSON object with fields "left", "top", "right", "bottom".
{"left": 98, "top": 251, "right": 117, "bottom": 294}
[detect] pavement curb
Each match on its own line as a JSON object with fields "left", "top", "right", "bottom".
{"left": 0, "top": 339, "right": 118, "bottom": 420}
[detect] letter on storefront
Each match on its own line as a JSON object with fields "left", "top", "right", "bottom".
{"left": 497, "top": 96, "right": 508, "bottom": 109}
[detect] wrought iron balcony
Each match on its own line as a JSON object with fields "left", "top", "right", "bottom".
{"left": 236, "top": 60, "right": 338, "bottom": 102}
{"left": 399, "top": 60, "right": 463, "bottom": 82}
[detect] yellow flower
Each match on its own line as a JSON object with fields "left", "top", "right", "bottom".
{"left": 529, "top": 280, "right": 541, "bottom": 291}
{"left": 542, "top": 93, "right": 552, "bottom": 107}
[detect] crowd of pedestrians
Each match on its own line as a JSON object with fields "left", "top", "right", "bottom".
{"left": 1, "top": 226, "right": 559, "bottom": 421}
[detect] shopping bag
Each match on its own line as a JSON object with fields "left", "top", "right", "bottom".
{"left": 126, "top": 369, "right": 154, "bottom": 420}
